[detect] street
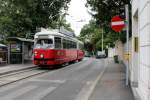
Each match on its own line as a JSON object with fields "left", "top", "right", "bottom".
{"left": 0, "top": 58, "right": 107, "bottom": 100}
{"left": 0, "top": 0, "right": 149, "bottom": 100}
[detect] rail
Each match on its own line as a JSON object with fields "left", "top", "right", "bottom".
{"left": 0, "top": 67, "right": 50, "bottom": 87}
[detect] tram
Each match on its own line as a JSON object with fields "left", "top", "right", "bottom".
{"left": 33, "top": 28, "right": 84, "bottom": 66}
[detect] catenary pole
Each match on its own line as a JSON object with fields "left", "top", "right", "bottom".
{"left": 125, "top": 4, "right": 129, "bottom": 86}
{"left": 102, "top": 29, "right": 104, "bottom": 51}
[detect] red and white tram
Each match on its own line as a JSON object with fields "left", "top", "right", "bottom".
{"left": 33, "top": 29, "right": 84, "bottom": 66}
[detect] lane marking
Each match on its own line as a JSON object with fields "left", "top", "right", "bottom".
{"left": 75, "top": 59, "right": 108, "bottom": 100}
{"left": 29, "top": 79, "right": 66, "bottom": 84}
{"left": 75, "top": 81, "right": 93, "bottom": 100}
{"left": 0, "top": 84, "right": 20, "bottom": 94}
{"left": 31, "top": 87, "right": 56, "bottom": 100}
{"left": 0, "top": 85, "right": 37, "bottom": 100}
{"left": 74, "top": 59, "right": 94, "bottom": 71}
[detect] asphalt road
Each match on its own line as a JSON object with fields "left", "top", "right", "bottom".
{"left": 0, "top": 57, "right": 107, "bottom": 100}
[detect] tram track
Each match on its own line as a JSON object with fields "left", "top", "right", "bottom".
{"left": 0, "top": 66, "right": 36, "bottom": 76}
{"left": 0, "top": 67, "right": 50, "bottom": 87}
{"left": 0, "top": 58, "right": 87, "bottom": 88}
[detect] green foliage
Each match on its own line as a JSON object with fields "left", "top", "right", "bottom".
{"left": 80, "top": 20, "right": 104, "bottom": 51}
{"left": 0, "top": 0, "right": 71, "bottom": 38}
{"left": 85, "top": 0, "right": 131, "bottom": 44}
{"left": 86, "top": 0, "right": 130, "bottom": 27}
{"left": 80, "top": 19, "right": 126, "bottom": 52}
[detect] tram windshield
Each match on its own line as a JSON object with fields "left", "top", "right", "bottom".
{"left": 34, "top": 39, "right": 53, "bottom": 49}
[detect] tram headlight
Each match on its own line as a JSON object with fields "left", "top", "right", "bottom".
{"left": 40, "top": 54, "right": 44, "bottom": 58}
{"left": 34, "top": 51, "right": 37, "bottom": 56}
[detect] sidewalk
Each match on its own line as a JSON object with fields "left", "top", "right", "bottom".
{"left": 0, "top": 63, "right": 36, "bottom": 75}
{"left": 89, "top": 58, "right": 134, "bottom": 100}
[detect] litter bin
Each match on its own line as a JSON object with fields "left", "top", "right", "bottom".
{"left": 114, "top": 55, "right": 119, "bottom": 63}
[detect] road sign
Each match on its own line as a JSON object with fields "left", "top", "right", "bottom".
{"left": 111, "top": 16, "right": 125, "bottom": 32}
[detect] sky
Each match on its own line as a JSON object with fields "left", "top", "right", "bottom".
{"left": 66, "top": 0, "right": 91, "bottom": 36}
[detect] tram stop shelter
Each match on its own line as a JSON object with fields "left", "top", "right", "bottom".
{"left": 0, "top": 44, "right": 7, "bottom": 64}
{"left": 7, "top": 37, "right": 34, "bottom": 64}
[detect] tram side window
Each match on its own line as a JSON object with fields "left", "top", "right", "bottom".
{"left": 55, "top": 37, "right": 61, "bottom": 49}
{"left": 67, "top": 40, "right": 70, "bottom": 49}
{"left": 72, "top": 42, "right": 75, "bottom": 49}
{"left": 73, "top": 42, "right": 77, "bottom": 49}
{"left": 68, "top": 40, "right": 74, "bottom": 49}
{"left": 63, "top": 39, "right": 67, "bottom": 49}
{"left": 71, "top": 41, "right": 73, "bottom": 49}
{"left": 69, "top": 40, "right": 72, "bottom": 49}
{"left": 63, "top": 39, "right": 77, "bottom": 49}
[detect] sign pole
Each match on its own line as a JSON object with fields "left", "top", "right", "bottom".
{"left": 111, "top": 5, "right": 128, "bottom": 86}
{"left": 125, "top": 4, "right": 129, "bottom": 86}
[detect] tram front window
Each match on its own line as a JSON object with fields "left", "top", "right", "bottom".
{"left": 35, "top": 39, "right": 53, "bottom": 49}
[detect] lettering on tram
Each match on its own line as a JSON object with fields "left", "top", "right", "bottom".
{"left": 33, "top": 28, "right": 84, "bottom": 67}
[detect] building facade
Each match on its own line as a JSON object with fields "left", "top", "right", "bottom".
{"left": 131, "top": 0, "right": 150, "bottom": 100}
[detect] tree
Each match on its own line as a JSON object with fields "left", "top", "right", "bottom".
{"left": 0, "top": 0, "right": 71, "bottom": 38}
{"left": 86, "top": 0, "right": 131, "bottom": 43}
{"left": 86, "top": 0, "right": 130, "bottom": 27}
{"left": 80, "top": 20, "right": 104, "bottom": 52}
{"left": 79, "top": 19, "right": 124, "bottom": 53}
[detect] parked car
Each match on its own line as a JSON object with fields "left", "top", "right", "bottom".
{"left": 96, "top": 51, "right": 106, "bottom": 59}
{"left": 84, "top": 51, "right": 91, "bottom": 57}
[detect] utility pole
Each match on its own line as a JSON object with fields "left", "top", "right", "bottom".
{"left": 125, "top": 4, "right": 129, "bottom": 86}
{"left": 102, "top": 29, "right": 104, "bottom": 51}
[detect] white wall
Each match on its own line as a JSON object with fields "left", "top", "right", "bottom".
{"left": 123, "top": 39, "right": 132, "bottom": 68}
{"left": 114, "top": 41, "right": 124, "bottom": 61}
{"left": 131, "top": 3, "right": 139, "bottom": 88}
{"left": 139, "top": 0, "right": 150, "bottom": 100}
{"left": 108, "top": 48, "right": 115, "bottom": 57}
{"left": 131, "top": 0, "right": 150, "bottom": 100}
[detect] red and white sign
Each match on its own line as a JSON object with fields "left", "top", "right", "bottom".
{"left": 111, "top": 16, "right": 125, "bottom": 32}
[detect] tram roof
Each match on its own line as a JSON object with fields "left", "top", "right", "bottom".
{"left": 35, "top": 29, "right": 77, "bottom": 40}
{"left": 35, "top": 29, "right": 64, "bottom": 37}
{"left": 35, "top": 28, "right": 84, "bottom": 44}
